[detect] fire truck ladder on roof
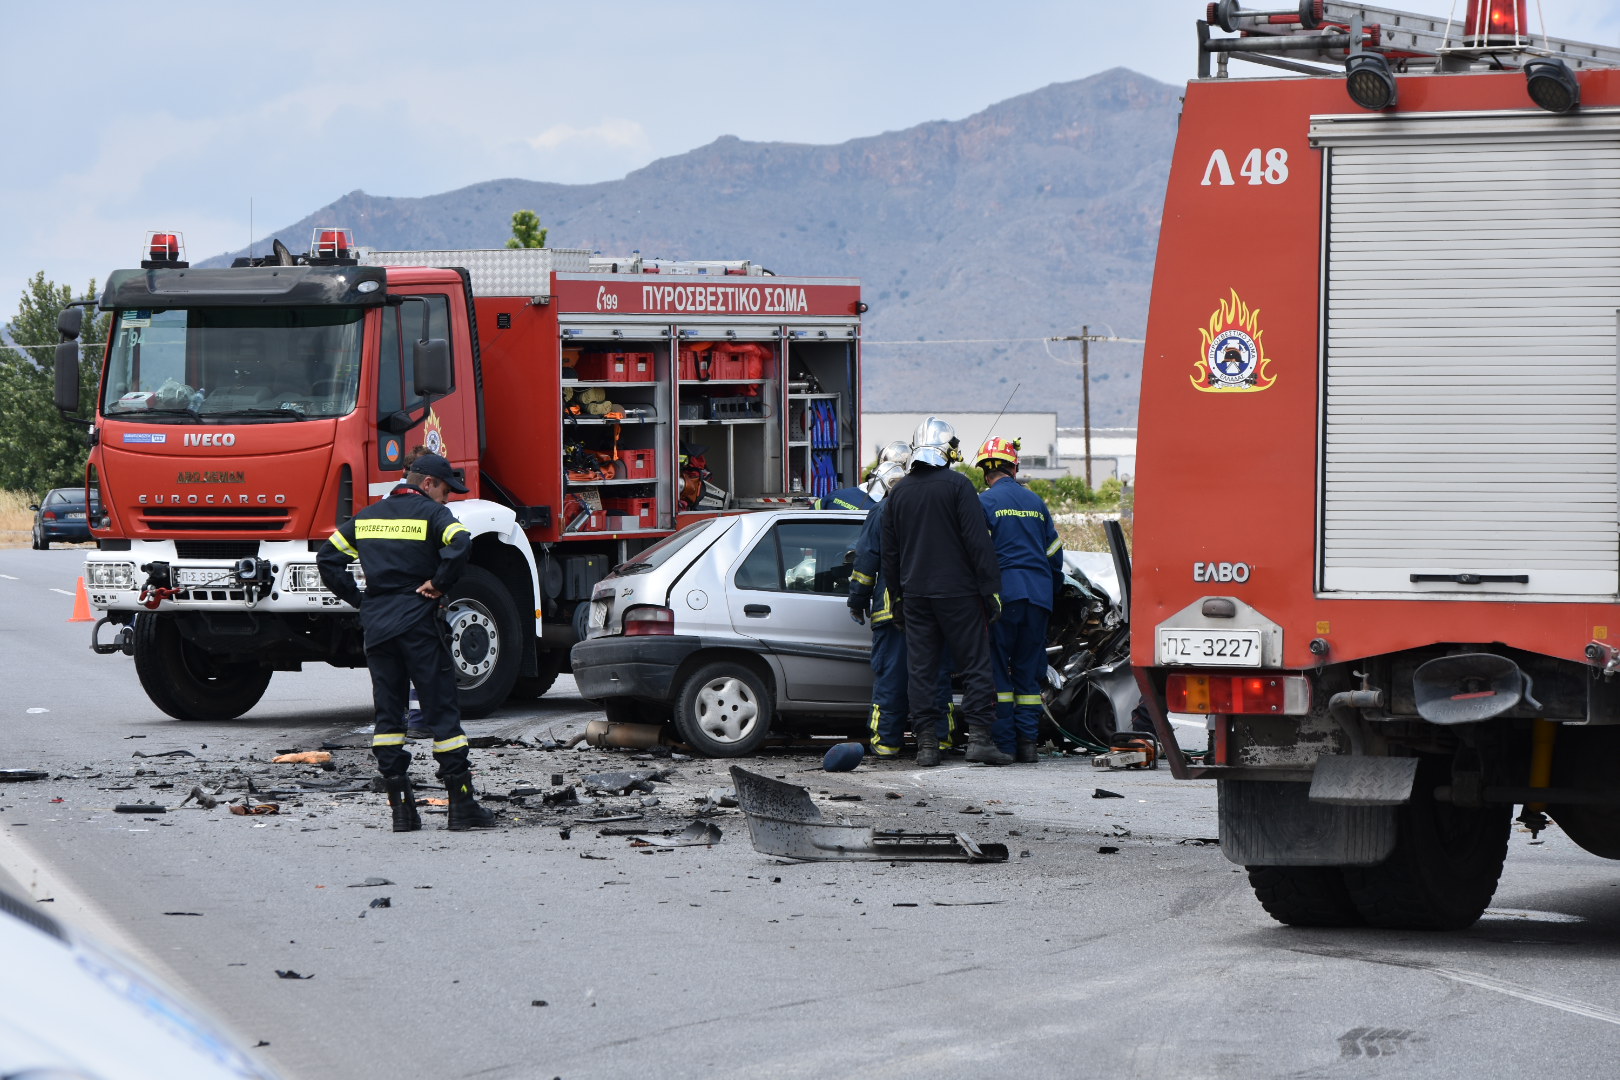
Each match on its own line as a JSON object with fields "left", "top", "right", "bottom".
{"left": 1198, "top": 1, "right": 1620, "bottom": 79}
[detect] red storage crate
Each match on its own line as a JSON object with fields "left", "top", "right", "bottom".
{"left": 573, "top": 352, "right": 627, "bottom": 382}
{"left": 678, "top": 345, "right": 716, "bottom": 382}
{"left": 624, "top": 351, "right": 654, "bottom": 380}
{"left": 604, "top": 496, "right": 657, "bottom": 528}
{"left": 621, "top": 449, "right": 657, "bottom": 478}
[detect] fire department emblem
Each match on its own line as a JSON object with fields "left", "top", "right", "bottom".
{"left": 423, "top": 408, "right": 447, "bottom": 457}
{"left": 1192, "top": 289, "right": 1277, "bottom": 394}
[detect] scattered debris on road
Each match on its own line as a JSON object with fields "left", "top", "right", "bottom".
{"left": 132, "top": 750, "right": 196, "bottom": 760}
{"left": 348, "top": 878, "right": 393, "bottom": 888}
{"left": 629, "top": 822, "right": 721, "bottom": 848}
{"left": 114, "top": 804, "right": 166, "bottom": 814}
{"left": 270, "top": 752, "right": 332, "bottom": 765}
{"left": 1092, "top": 789, "right": 1124, "bottom": 799}
{"left": 731, "top": 767, "right": 1008, "bottom": 863}
{"left": 0, "top": 770, "right": 47, "bottom": 782}
{"left": 274, "top": 970, "right": 313, "bottom": 980}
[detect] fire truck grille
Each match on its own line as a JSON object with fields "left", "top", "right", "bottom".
{"left": 174, "top": 540, "right": 262, "bottom": 559}
{"left": 138, "top": 507, "right": 291, "bottom": 534}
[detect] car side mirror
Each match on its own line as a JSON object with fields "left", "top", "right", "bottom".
{"left": 28, "top": 504, "right": 39, "bottom": 512}
{"left": 412, "top": 338, "right": 451, "bottom": 397}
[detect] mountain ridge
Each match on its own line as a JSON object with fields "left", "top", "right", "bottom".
{"left": 203, "top": 68, "right": 1181, "bottom": 426}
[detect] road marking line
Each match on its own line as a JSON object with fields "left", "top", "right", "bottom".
{"left": 49, "top": 588, "right": 74, "bottom": 596}
{"left": 1293, "top": 945, "right": 1620, "bottom": 1027}
{"left": 0, "top": 573, "right": 17, "bottom": 580}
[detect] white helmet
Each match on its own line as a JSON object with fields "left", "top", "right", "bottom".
{"left": 878, "top": 441, "right": 912, "bottom": 468}
{"left": 862, "top": 460, "right": 906, "bottom": 501}
{"left": 909, "top": 416, "right": 959, "bottom": 470}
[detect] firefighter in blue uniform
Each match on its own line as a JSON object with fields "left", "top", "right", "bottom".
{"left": 317, "top": 453, "right": 497, "bottom": 831}
{"left": 975, "top": 437, "right": 1064, "bottom": 763}
{"left": 814, "top": 480, "right": 876, "bottom": 512}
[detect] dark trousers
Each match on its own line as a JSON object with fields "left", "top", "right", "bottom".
{"left": 366, "top": 616, "right": 470, "bottom": 780}
{"left": 869, "top": 622, "right": 956, "bottom": 747}
{"left": 903, "top": 595, "right": 996, "bottom": 738}
{"left": 992, "top": 599, "right": 1049, "bottom": 753}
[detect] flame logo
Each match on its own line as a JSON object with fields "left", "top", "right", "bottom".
{"left": 423, "top": 407, "right": 448, "bottom": 457}
{"left": 1191, "top": 288, "right": 1277, "bottom": 393}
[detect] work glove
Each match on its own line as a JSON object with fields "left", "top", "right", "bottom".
{"left": 889, "top": 597, "right": 904, "bottom": 633}
{"left": 984, "top": 593, "right": 1002, "bottom": 624}
{"left": 848, "top": 605, "right": 866, "bottom": 626}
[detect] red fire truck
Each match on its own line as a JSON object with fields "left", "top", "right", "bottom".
{"left": 58, "top": 234, "right": 862, "bottom": 723}
{"left": 1133, "top": 1, "right": 1620, "bottom": 928}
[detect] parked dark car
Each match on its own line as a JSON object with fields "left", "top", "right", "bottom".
{"left": 31, "top": 488, "right": 98, "bottom": 549}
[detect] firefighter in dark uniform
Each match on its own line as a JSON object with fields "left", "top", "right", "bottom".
{"left": 975, "top": 437, "right": 1064, "bottom": 763}
{"left": 849, "top": 460, "right": 959, "bottom": 761}
{"left": 317, "top": 453, "right": 496, "bottom": 832}
{"left": 881, "top": 417, "right": 1012, "bottom": 766}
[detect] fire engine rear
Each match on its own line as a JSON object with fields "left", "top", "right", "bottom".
{"left": 1134, "top": 2, "right": 1620, "bottom": 928}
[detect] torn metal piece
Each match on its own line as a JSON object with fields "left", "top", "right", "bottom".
{"left": 0, "top": 770, "right": 49, "bottom": 782}
{"left": 629, "top": 821, "right": 721, "bottom": 848}
{"left": 730, "top": 767, "right": 1008, "bottom": 863}
{"left": 575, "top": 813, "right": 643, "bottom": 825}
{"left": 132, "top": 750, "right": 197, "bottom": 759}
{"left": 582, "top": 769, "right": 670, "bottom": 796}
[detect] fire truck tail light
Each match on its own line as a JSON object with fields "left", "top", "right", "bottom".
{"left": 311, "top": 227, "right": 355, "bottom": 259}
{"left": 622, "top": 605, "right": 675, "bottom": 636}
{"left": 1167, "top": 672, "right": 1310, "bottom": 715}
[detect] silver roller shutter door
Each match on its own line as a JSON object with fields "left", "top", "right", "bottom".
{"left": 1313, "top": 112, "right": 1620, "bottom": 599}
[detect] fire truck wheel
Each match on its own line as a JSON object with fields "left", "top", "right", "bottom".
{"left": 1342, "top": 758, "right": 1510, "bottom": 931}
{"left": 132, "top": 613, "right": 272, "bottom": 722}
{"left": 674, "top": 661, "right": 772, "bottom": 758}
{"left": 1245, "top": 866, "right": 1363, "bottom": 928}
{"left": 443, "top": 566, "right": 521, "bottom": 718}
{"left": 508, "top": 650, "right": 561, "bottom": 701}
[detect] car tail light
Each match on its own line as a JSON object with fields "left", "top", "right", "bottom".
{"left": 622, "top": 605, "right": 675, "bottom": 636}
{"left": 42, "top": 510, "right": 57, "bottom": 520}
{"left": 1167, "top": 672, "right": 1310, "bottom": 715}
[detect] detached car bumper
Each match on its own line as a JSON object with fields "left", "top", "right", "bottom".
{"left": 571, "top": 635, "right": 704, "bottom": 702}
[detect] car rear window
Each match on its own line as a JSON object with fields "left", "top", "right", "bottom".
{"left": 46, "top": 490, "right": 72, "bottom": 504}
{"left": 612, "top": 519, "right": 718, "bottom": 576}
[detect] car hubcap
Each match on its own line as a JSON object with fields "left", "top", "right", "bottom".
{"left": 694, "top": 676, "right": 758, "bottom": 743}
{"left": 446, "top": 600, "right": 498, "bottom": 688}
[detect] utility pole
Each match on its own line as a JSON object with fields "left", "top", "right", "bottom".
{"left": 1048, "top": 327, "right": 1146, "bottom": 489}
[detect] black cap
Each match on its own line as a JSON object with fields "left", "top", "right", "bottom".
{"left": 410, "top": 452, "right": 469, "bottom": 494}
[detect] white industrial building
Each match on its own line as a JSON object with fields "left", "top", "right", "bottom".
{"left": 864, "top": 412, "right": 1135, "bottom": 483}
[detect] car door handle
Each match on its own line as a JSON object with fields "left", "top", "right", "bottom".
{"left": 743, "top": 604, "right": 771, "bottom": 617}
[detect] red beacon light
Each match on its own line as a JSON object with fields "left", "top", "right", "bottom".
{"left": 1463, "top": 0, "right": 1526, "bottom": 46}
{"left": 141, "top": 231, "right": 187, "bottom": 268}
{"left": 310, "top": 227, "right": 356, "bottom": 261}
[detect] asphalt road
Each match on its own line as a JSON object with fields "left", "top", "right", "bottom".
{"left": 4, "top": 547, "right": 1620, "bottom": 1079}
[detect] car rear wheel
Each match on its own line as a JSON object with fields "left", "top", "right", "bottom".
{"left": 132, "top": 613, "right": 272, "bottom": 722}
{"left": 32, "top": 523, "right": 46, "bottom": 550}
{"left": 674, "top": 661, "right": 772, "bottom": 758}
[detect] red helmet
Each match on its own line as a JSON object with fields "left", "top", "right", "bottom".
{"left": 974, "top": 436, "right": 1021, "bottom": 471}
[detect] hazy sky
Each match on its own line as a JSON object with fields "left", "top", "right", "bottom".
{"left": 3, "top": 0, "right": 1616, "bottom": 311}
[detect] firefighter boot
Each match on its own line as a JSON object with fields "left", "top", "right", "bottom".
{"left": 915, "top": 726, "right": 941, "bottom": 768}
{"left": 384, "top": 776, "right": 421, "bottom": 833}
{"left": 964, "top": 726, "right": 1014, "bottom": 766}
{"left": 444, "top": 770, "right": 497, "bottom": 831}
{"left": 1016, "top": 739, "right": 1040, "bottom": 764}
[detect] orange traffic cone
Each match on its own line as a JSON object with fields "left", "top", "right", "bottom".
{"left": 69, "top": 577, "right": 94, "bottom": 622}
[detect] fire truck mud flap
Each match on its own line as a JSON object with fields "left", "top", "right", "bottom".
{"left": 1219, "top": 780, "right": 1395, "bottom": 867}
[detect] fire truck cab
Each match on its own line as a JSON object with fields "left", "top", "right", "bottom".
{"left": 1134, "top": 2, "right": 1620, "bottom": 928}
